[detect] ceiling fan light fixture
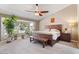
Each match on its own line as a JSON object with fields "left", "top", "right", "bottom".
{"left": 35, "top": 12, "right": 39, "bottom": 16}
{"left": 35, "top": 12, "right": 43, "bottom": 16}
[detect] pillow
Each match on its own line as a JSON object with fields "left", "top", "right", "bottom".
{"left": 50, "top": 29, "right": 60, "bottom": 32}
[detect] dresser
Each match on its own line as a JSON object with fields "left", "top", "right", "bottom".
{"left": 60, "top": 33, "right": 71, "bottom": 42}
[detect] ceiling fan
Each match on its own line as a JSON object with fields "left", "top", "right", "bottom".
{"left": 25, "top": 4, "right": 48, "bottom": 16}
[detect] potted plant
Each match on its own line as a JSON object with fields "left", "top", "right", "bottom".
{"left": 25, "top": 26, "right": 32, "bottom": 37}
{"left": 3, "top": 15, "right": 17, "bottom": 43}
{"left": 19, "top": 23, "right": 26, "bottom": 39}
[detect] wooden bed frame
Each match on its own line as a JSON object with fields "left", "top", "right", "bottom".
{"left": 30, "top": 24, "right": 62, "bottom": 48}
{"left": 47, "top": 24, "right": 62, "bottom": 33}
{"left": 46, "top": 24, "right": 62, "bottom": 46}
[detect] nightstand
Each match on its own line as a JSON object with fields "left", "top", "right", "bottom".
{"left": 60, "top": 33, "right": 71, "bottom": 42}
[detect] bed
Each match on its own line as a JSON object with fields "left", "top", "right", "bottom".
{"left": 31, "top": 24, "right": 62, "bottom": 48}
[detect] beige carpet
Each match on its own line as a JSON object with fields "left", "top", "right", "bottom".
{"left": 0, "top": 38, "right": 79, "bottom": 54}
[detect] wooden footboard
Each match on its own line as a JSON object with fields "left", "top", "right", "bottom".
{"left": 31, "top": 34, "right": 59, "bottom": 48}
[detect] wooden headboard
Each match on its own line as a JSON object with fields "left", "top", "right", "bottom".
{"left": 46, "top": 24, "right": 62, "bottom": 33}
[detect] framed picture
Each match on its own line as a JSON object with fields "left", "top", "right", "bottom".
{"left": 51, "top": 17, "right": 55, "bottom": 23}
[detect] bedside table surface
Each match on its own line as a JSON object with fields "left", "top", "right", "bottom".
{"left": 60, "top": 33, "right": 71, "bottom": 42}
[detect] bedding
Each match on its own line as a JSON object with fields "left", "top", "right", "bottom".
{"left": 33, "top": 29, "right": 60, "bottom": 40}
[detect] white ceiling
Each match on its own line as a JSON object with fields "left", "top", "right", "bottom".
{"left": 0, "top": 4, "right": 71, "bottom": 21}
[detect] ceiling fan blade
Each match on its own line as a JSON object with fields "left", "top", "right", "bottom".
{"left": 39, "top": 13, "right": 43, "bottom": 16}
{"left": 25, "top": 10, "right": 35, "bottom": 12}
{"left": 40, "top": 11, "right": 48, "bottom": 13}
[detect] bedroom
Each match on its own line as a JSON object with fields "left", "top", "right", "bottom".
{"left": 0, "top": 4, "right": 79, "bottom": 54}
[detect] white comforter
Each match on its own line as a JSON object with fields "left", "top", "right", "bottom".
{"left": 33, "top": 29, "right": 60, "bottom": 40}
